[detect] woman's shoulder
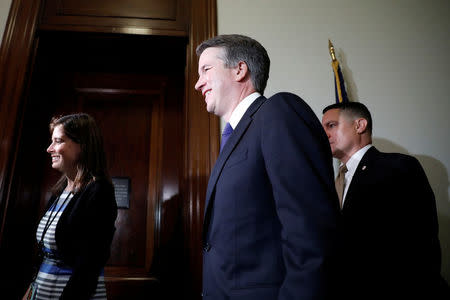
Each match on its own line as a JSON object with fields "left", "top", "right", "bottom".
{"left": 76, "top": 178, "right": 117, "bottom": 213}
{"left": 79, "top": 178, "right": 114, "bottom": 197}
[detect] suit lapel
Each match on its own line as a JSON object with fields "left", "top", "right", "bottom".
{"left": 343, "top": 147, "right": 380, "bottom": 210}
{"left": 204, "top": 96, "right": 266, "bottom": 217}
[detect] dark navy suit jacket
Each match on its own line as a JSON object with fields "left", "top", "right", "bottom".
{"left": 341, "top": 146, "right": 444, "bottom": 299}
{"left": 202, "top": 93, "right": 340, "bottom": 299}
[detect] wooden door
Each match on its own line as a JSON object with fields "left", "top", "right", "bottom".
{"left": 0, "top": 0, "right": 217, "bottom": 299}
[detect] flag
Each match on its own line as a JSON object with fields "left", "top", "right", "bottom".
{"left": 328, "top": 40, "right": 349, "bottom": 103}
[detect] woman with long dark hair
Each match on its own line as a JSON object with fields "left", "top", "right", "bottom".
{"left": 24, "top": 113, "right": 117, "bottom": 300}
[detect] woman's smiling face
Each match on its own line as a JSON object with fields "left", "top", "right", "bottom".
{"left": 46, "top": 124, "right": 81, "bottom": 177}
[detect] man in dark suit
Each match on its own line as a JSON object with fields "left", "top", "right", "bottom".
{"left": 194, "top": 34, "right": 340, "bottom": 299}
{"left": 321, "top": 102, "right": 447, "bottom": 299}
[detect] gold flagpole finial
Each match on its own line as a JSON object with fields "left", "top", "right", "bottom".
{"left": 328, "top": 39, "right": 336, "bottom": 61}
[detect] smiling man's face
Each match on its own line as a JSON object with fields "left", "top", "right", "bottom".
{"left": 195, "top": 47, "right": 237, "bottom": 119}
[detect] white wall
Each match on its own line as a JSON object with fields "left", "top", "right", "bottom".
{"left": 218, "top": 0, "right": 450, "bottom": 283}
{"left": 0, "top": 0, "right": 12, "bottom": 44}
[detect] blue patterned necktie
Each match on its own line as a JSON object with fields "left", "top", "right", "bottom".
{"left": 220, "top": 122, "right": 233, "bottom": 152}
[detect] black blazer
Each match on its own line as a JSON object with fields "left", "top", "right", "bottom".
{"left": 202, "top": 93, "right": 341, "bottom": 299}
{"left": 341, "top": 146, "right": 442, "bottom": 299}
{"left": 44, "top": 179, "right": 117, "bottom": 300}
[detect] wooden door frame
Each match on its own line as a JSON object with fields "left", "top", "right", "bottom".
{"left": 0, "top": 0, "right": 217, "bottom": 298}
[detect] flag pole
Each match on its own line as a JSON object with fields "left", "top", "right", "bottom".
{"left": 329, "top": 39, "right": 349, "bottom": 103}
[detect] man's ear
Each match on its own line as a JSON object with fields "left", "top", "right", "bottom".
{"left": 355, "top": 118, "right": 368, "bottom": 134}
{"left": 235, "top": 61, "right": 249, "bottom": 81}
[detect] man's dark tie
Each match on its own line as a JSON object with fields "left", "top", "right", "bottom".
{"left": 220, "top": 122, "right": 233, "bottom": 152}
{"left": 335, "top": 164, "right": 348, "bottom": 209}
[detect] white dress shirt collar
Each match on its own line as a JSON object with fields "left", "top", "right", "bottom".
{"left": 228, "top": 92, "right": 261, "bottom": 129}
{"left": 345, "top": 144, "right": 372, "bottom": 175}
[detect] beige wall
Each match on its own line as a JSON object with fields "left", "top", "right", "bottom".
{"left": 0, "top": 0, "right": 12, "bottom": 44}
{"left": 218, "top": 0, "right": 450, "bottom": 283}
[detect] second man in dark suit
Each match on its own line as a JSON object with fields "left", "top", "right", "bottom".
{"left": 322, "top": 102, "right": 446, "bottom": 299}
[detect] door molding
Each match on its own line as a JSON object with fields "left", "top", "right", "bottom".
{"left": 184, "top": 0, "right": 219, "bottom": 296}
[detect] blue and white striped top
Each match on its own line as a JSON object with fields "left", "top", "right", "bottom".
{"left": 31, "top": 191, "right": 107, "bottom": 300}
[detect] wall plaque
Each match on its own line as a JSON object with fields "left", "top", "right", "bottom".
{"left": 112, "top": 177, "right": 130, "bottom": 209}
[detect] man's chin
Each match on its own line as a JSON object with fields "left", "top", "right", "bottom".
{"left": 333, "top": 149, "right": 345, "bottom": 160}
{"left": 206, "top": 104, "right": 215, "bottom": 114}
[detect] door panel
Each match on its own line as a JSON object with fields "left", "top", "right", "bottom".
{"left": 77, "top": 87, "right": 162, "bottom": 273}
{"left": 61, "top": 72, "right": 168, "bottom": 296}
{"left": 40, "top": 0, "right": 188, "bottom": 35}
{"left": 58, "top": 0, "right": 177, "bottom": 19}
